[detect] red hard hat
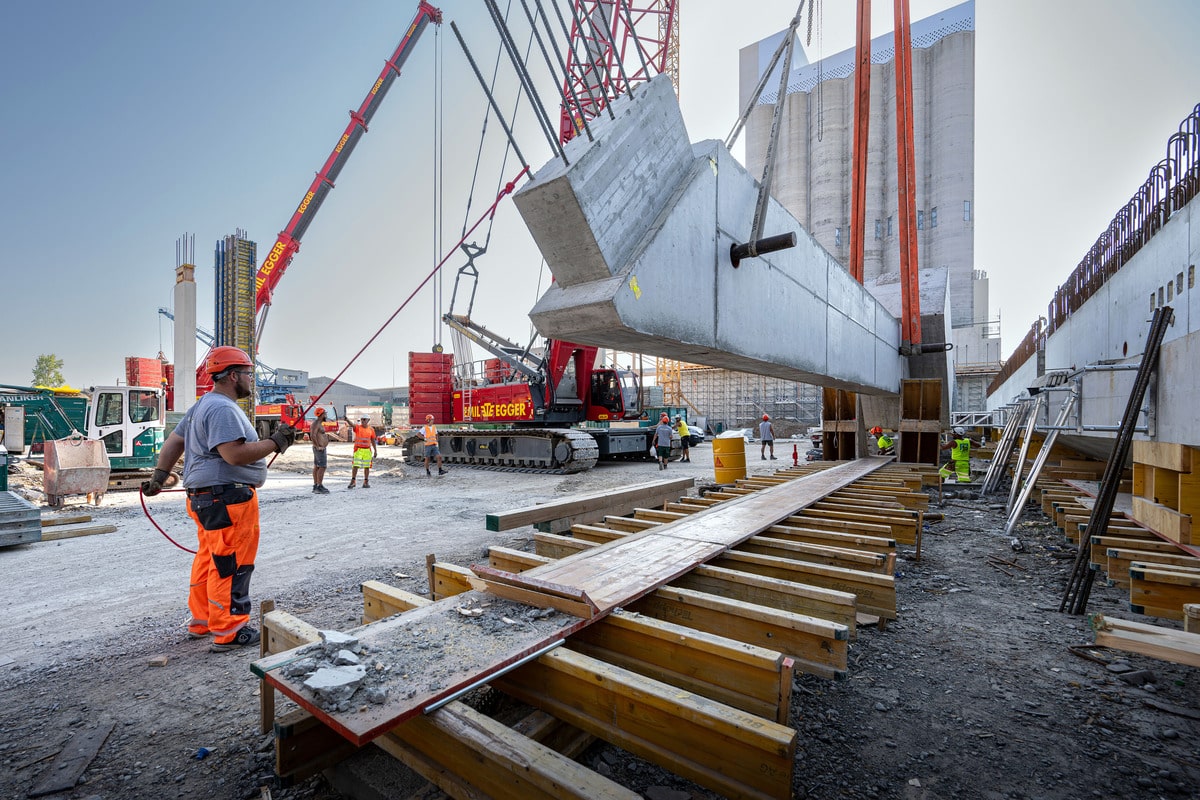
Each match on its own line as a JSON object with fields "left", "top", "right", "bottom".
{"left": 762, "top": 414, "right": 769, "bottom": 421}
{"left": 206, "top": 346, "right": 252, "bottom": 375}
{"left": 870, "top": 426, "right": 883, "bottom": 436}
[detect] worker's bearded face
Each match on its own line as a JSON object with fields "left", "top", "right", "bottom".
{"left": 233, "top": 372, "right": 253, "bottom": 400}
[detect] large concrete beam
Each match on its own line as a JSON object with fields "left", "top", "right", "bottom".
{"left": 514, "top": 75, "right": 903, "bottom": 395}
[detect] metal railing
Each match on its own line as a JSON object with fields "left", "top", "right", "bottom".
{"left": 1048, "top": 104, "right": 1199, "bottom": 334}
{"left": 989, "top": 104, "right": 1199, "bottom": 397}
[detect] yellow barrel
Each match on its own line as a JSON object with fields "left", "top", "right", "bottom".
{"left": 712, "top": 435, "right": 747, "bottom": 484}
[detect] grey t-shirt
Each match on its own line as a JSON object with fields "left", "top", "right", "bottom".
{"left": 655, "top": 422, "right": 673, "bottom": 447}
{"left": 176, "top": 393, "right": 268, "bottom": 488}
{"left": 759, "top": 420, "right": 774, "bottom": 441}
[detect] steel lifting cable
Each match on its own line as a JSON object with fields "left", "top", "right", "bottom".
{"left": 461, "top": 0, "right": 530, "bottom": 251}
{"left": 434, "top": 23, "right": 445, "bottom": 345}
{"left": 279, "top": 168, "right": 532, "bottom": 454}
{"left": 139, "top": 178, "right": 531, "bottom": 553}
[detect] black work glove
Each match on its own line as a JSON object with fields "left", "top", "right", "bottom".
{"left": 270, "top": 424, "right": 297, "bottom": 454}
{"left": 141, "top": 468, "right": 172, "bottom": 497}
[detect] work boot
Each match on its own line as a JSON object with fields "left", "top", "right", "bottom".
{"left": 770, "top": 455, "right": 777, "bottom": 460}
{"left": 210, "top": 626, "right": 261, "bottom": 653}
{"left": 362, "top": 480, "right": 370, "bottom": 488}
{"left": 347, "top": 482, "right": 356, "bottom": 489}
{"left": 316, "top": 485, "right": 330, "bottom": 495}
{"left": 312, "top": 485, "right": 321, "bottom": 493}
{"left": 426, "top": 468, "right": 432, "bottom": 476}
{"left": 438, "top": 469, "right": 448, "bottom": 476}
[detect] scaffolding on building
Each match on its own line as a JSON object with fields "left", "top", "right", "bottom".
{"left": 216, "top": 229, "right": 258, "bottom": 418}
{"left": 677, "top": 366, "right": 822, "bottom": 437}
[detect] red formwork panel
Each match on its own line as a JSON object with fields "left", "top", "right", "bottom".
{"left": 409, "top": 401, "right": 452, "bottom": 424}
{"left": 409, "top": 391, "right": 452, "bottom": 405}
{"left": 126, "top": 356, "right": 163, "bottom": 387}
{"left": 409, "top": 352, "right": 453, "bottom": 368}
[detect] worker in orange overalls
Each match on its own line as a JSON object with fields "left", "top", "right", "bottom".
{"left": 348, "top": 416, "right": 378, "bottom": 488}
{"left": 142, "top": 346, "right": 296, "bottom": 652}
{"left": 423, "top": 413, "right": 447, "bottom": 476}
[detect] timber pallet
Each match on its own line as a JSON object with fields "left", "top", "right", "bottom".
{"left": 254, "top": 458, "right": 911, "bottom": 799}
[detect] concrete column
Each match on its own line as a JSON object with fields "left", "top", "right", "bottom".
{"left": 173, "top": 264, "right": 197, "bottom": 412}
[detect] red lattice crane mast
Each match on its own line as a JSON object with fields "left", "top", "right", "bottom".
{"left": 558, "top": 1, "right": 678, "bottom": 143}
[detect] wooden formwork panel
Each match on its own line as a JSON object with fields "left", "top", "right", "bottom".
{"left": 1091, "top": 614, "right": 1200, "bottom": 669}
{"left": 493, "top": 648, "right": 796, "bottom": 800}
{"left": 1106, "top": 549, "right": 1200, "bottom": 589}
{"left": 764, "top": 522, "right": 897, "bottom": 556}
{"left": 1088, "top": 536, "right": 1178, "bottom": 576}
{"left": 485, "top": 477, "right": 695, "bottom": 532}
{"left": 1129, "top": 563, "right": 1200, "bottom": 620}
{"left": 629, "top": 585, "right": 849, "bottom": 680}
{"left": 712, "top": 550, "right": 897, "bottom": 621}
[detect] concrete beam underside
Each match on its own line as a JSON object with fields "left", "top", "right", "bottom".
{"left": 514, "top": 75, "right": 906, "bottom": 396}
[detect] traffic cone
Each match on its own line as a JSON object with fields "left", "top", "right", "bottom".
{"left": 792, "top": 444, "right": 798, "bottom": 466}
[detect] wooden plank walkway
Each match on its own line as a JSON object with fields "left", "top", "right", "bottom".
{"left": 519, "top": 458, "right": 890, "bottom": 612}
{"left": 253, "top": 457, "right": 890, "bottom": 747}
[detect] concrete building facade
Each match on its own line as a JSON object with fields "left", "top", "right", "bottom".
{"left": 738, "top": 0, "right": 997, "bottom": 411}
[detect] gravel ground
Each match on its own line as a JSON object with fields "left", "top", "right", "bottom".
{"left": 1, "top": 444, "right": 1198, "bottom": 799}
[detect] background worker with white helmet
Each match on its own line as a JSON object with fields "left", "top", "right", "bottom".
{"left": 939, "top": 426, "right": 974, "bottom": 483}
{"left": 674, "top": 415, "right": 691, "bottom": 462}
{"left": 142, "top": 346, "right": 296, "bottom": 653}
{"left": 348, "top": 415, "right": 378, "bottom": 488}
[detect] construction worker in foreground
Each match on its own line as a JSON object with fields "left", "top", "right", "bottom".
{"left": 674, "top": 415, "right": 691, "bottom": 462}
{"left": 939, "top": 427, "right": 973, "bottom": 483}
{"left": 760, "top": 414, "right": 776, "bottom": 460}
{"left": 870, "top": 426, "right": 896, "bottom": 456}
{"left": 348, "top": 416, "right": 377, "bottom": 488}
{"left": 142, "top": 346, "right": 296, "bottom": 652}
{"left": 423, "top": 413, "right": 447, "bottom": 476}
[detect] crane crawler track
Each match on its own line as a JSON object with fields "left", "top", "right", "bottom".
{"left": 402, "top": 428, "right": 600, "bottom": 474}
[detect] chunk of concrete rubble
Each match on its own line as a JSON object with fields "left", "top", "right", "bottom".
{"left": 282, "top": 657, "right": 318, "bottom": 678}
{"left": 363, "top": 686, "right": 389, "bottom": 705}
{"left": 304, "top": 665, "right": 367, "bottom": 704}
{"left": 335, "top": 649, "right": 360, "bottom": 666}
{"left": 319, "top": 630, "right": 359, "bottom": 648}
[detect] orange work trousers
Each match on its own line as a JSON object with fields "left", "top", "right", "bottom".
{"left": 186, "top": 485, "right": 260, "bottom": 644}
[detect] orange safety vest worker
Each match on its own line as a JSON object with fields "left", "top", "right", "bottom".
{"left": 423, "top": 424, "right": 438, "bottom": 447}
{"left": 353, "top": 425, "right": 376, "bottom": 451}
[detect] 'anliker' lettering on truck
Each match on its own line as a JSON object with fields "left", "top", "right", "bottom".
{"left": 255, "top": 240, "right": 289, "bottom": 293}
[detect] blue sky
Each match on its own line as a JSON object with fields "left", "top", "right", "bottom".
{"left": 2, "top": 1, "right": 1198, "bottom": 391}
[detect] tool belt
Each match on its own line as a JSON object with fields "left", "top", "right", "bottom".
{"left": 186, "top": 483, "right": 253, "bottom": 497}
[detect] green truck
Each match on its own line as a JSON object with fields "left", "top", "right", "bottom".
{"left": 1, "top": 384, "right": 165, "bottom": 481}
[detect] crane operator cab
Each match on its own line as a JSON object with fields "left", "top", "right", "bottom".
{"left": 588, "top": 368, "right": 641, "bottom": 421}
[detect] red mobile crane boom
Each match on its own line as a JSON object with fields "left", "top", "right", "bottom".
{"left": 253, "top": 1, "right": 443, "bottom": 343}
{"left": 187, "top": 3, "right": 441, "bottom": 410}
